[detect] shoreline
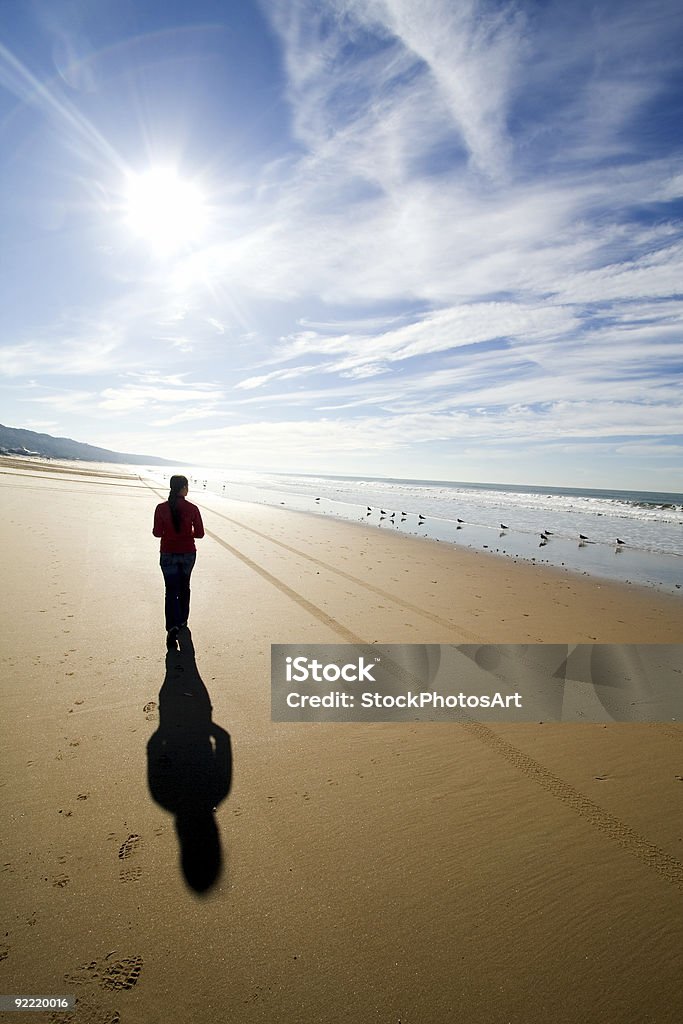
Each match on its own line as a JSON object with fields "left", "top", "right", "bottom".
{"left": 205, "top": 489, "right": 683, "bottom": 607}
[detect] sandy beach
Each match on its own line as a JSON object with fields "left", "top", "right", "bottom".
{"left": 2, "top": 458, "right": 682, "bottom": 1023}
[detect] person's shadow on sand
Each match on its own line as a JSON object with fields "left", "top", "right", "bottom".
{"left": 147, "top": 627, "right": 232, "bottom": 894}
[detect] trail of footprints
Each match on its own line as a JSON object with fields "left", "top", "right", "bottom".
{"left": 44, "top": 828, "right": 154, "bottom": 1020}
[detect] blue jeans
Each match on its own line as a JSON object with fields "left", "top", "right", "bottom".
{"left": 160, "top": 552, "right": 196, "bottom": 630}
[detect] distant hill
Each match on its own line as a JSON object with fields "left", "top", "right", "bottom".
{"left": 0, "top": 423, "right": 177, "bottom": 466}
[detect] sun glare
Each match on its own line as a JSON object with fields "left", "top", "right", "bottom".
{"left": 123, "top": 167, "right": 207, "bottom": 252}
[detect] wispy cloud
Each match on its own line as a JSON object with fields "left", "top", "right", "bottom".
{"left": 1, "top": 329, "right": 124, "bottom": 377}
{"left": 234, "top": 364, "right": 320, "bottom": 390}
{"left": 99, "top": 380, "right": 225, "bottom": 412}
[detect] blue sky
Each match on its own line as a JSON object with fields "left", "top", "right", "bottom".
{"left": 1, "top": 0, "right": 682, "bottom": 489}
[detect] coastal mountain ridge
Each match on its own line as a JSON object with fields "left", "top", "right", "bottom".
{"left": 0, "top": 423, "right": 176, "bottom": 466}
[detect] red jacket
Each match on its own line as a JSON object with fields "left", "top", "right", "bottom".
{"left": 153, "top": 497, "right": 205, "bottom": 553}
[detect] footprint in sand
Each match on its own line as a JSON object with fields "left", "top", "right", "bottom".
{"left": 64, "top": 955, "right": 143, "bottom": 992}
{"left": 143, "top": 700, "right": 157, "bottom": 721}
{"left": 119, "top": 866, "right": 142, "bottom": 883}
{"left": 118, "top": 833, "right": 142, "bottom": 883}
{"left": 51, "top": 954, "right": 143, "bottom": 1024}
{"left": 118, "top": 834, "right": 141, "bottom": 860}
{"left": 99, "top": 956, "right": 143, "bottom": 990}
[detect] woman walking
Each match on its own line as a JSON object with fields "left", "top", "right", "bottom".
{"left": 153, "top": 475, "right": 204, "bottom": 648}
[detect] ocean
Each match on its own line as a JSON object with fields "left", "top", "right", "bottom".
{"left": 143, "top": 468, "right": 683, "bottom": 595}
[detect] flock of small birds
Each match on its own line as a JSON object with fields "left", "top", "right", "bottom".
{"left": 199, "top": 481, "right": 647, "bottom": 553}
{"left": 347, "top": 505, "right": 628, "bottom": 547}
{"left": 359, "top": 506, "right": 425, "bottom": 525}
{"left": 193, "top": 483, "right": 641, "bottom": 555}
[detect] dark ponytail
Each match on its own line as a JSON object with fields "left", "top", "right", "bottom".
{"left": 168, "top": 475, "right": 188, "bottom": 533}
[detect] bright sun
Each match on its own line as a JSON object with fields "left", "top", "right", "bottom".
{"left": 123, "top": 167, "right": 207, "bottom": 252}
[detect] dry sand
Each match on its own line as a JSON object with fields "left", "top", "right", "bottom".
{"left": 1, "top": 459, "right": 682, "bottom": 1023}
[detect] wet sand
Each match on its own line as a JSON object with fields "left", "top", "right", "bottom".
{"left": 1, "top": 459, "right": 682, "bottom": 1023}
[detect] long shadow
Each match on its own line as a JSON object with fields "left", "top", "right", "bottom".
{"left": 147, "top": 627, "right": 232, "bottom": 894}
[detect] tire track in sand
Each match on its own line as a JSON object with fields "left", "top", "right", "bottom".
{"left": 207, "top": 525, "right": 371, "bottom": 643}
{"left": 460, "top": 719, "right": 683, "bottom": 890}
{"left": 198, "top": 495, "right": 485, "bottom": 643}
